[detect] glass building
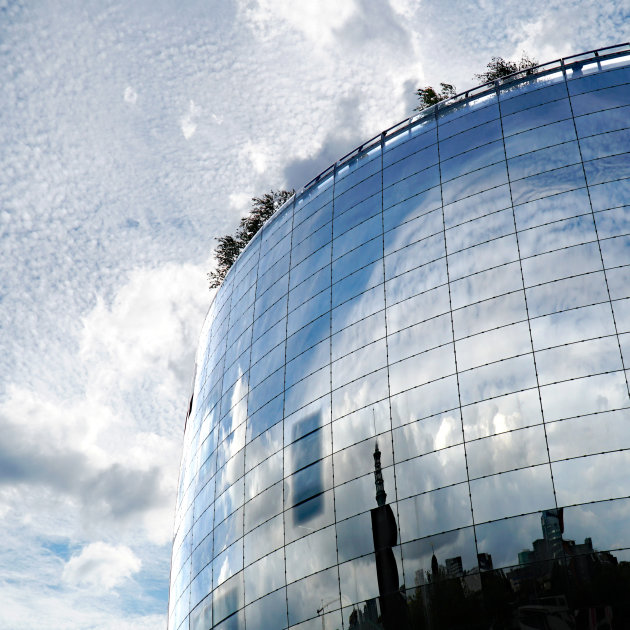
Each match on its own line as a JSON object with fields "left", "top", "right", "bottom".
{"left": 169, "top": 45, "right": 630, "bottom": 630}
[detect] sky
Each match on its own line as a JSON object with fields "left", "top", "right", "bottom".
{"left": 0, "top": 0, "right": 628, "bottom": 628}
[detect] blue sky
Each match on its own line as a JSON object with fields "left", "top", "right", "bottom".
{"left": 0, "top": 0, "right": 628, "bottom": 628}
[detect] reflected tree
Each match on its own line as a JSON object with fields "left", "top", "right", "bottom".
{"left": 208, "top": 189, "right": 294, "bottom": 288}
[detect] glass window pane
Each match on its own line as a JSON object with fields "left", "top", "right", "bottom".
{"left": 446, "top": 207, "right": 514, "bottom": 253}
{"left": 244, "top": 548, "right": 284, "bottom": 605}
{"left": 470, "top": 465, "right": 555, "bottom": 523}
{"left": 443, "top": 183, "right": 512, "bottom": 229}
{"left": 526, "top": 271, "right": 608, "bottom": 318}
{"left": 450, "top": 261, "right": 522, "bottom": 309}
{"left": 331, "top": 311, "right": 385, "bottom": 361}
{"left": 553, "top": 450, "right": 630, "bottom": 506}
{"left": 453, "top": 290, "right": 526, "bottom": 339}
{"left": 535, "top": 336, "right": 622, "bottom": 385}
{"left": 333, "top": 431, "right": 393, "bottom": 486}
{"left": 388, "top": 313, "right": 452, "bottom": 364}
{"left": 286, "top": 567, "right": 339, "bottom": 627}
{"left": 245, "top": 588, "right": 287, "bottom": 630}
{"left": 589, "top": 177, "right": 630, "bottom": 212}
{"left": 383, "top": 185, "right": 442, "bottom": 230}
{"left": 387, "top": 284, "right": 449, "bottom": 332}
{"left": 521, "top": 242, "right": 602, "bottom": 287}
{"left": 456, "top": 321, "right": 531, "bottom": 371}
{"left": 396, "top": 445, "right": 467, "bottom": 497}
{"left": 461, "top": 388, "right": 542, "bottom": 441}
{"left": 502, "top": 98, "right": 572, "bottom": 137}
{"left": 332, "top": 399, "right": 390, "bottom": 452}
{"left": 393, "top": 411, "right": 463, "bottom": 460}
{"left": 547, "top": 408, "right": 630, "bottom": 462}
{"left": 244, "top": 514, "right": 284, "bottom": 566}
{"left": 397, "top": 483, "right": 473, "bottom": 541}
{"left": 389, "top": 344, "right": 456, "bottom": 395}
{"left": 439, "top": 119, "right": 502, "bottom": 160}
{"left": 332, "top": 284, "right": 384, "bottom": 333}
{"left": 385, "top": 233, "right": 444, "bottom": 280}
{"left": 467, "top": 425, "right": 548, "bottom": 479}
{"left": 442, "top": 161, "right": 508, "bottom": 206}
{"left": 458, "top": 354, "right": 537, "bottom": 406}
{"left": 505, "top": 118, "right": 576, "bottom": 159}
{"left": 540, "top": 371, "right": 629, "bottom": 421}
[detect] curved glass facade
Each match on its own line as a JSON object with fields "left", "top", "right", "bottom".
{"left": 169, "top": 48, "right": 630, "bottom": 630}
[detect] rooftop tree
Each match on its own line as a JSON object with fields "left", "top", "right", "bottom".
{"left": 208, "top": 189, "right": 294, "bottom": 289}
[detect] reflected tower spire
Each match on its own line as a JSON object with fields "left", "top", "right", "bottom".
{"left": 373, "top": 440, "right": 387, "bottom": 507}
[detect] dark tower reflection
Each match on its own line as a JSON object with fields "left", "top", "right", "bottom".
{"left": 370, "top": 441, "right": 409, "bottom": 630}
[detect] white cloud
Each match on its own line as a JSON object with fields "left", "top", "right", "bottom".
{"left": 62, "top": 542, "right": 141, "bottom": 590}
{"left": 123, "top": 86, "right": 138, "bottom": 104}
{"left": 180, "top": 99, "right": 201, "bottom": 139}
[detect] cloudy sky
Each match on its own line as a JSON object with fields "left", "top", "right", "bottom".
{"left": 0, "top": 0, "right": 628, "bottom": 628}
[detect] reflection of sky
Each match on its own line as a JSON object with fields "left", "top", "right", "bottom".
{"left": 172, "top": 54, "right": 630, "bottom": 628}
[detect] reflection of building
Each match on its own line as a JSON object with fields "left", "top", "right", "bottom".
{"left": 168, "top": 46, "right": 630, "bottom": 630}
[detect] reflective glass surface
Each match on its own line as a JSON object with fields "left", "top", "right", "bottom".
{"left": 170, "top": 53, "right": 630, "bottom": 630}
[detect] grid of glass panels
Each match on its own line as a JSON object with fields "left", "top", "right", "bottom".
{"left": 169, "top": 51, "right": 630, "bottom": 630}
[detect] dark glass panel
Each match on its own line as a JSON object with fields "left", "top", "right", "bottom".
{"left": 284, "top": 489, "right": 335, "bottom": 545}
{"left": 337, "top": 512, "right": 383, "bottom": 570}
{"left": 213, "top": 572, "right": 244, "bottom": 627}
